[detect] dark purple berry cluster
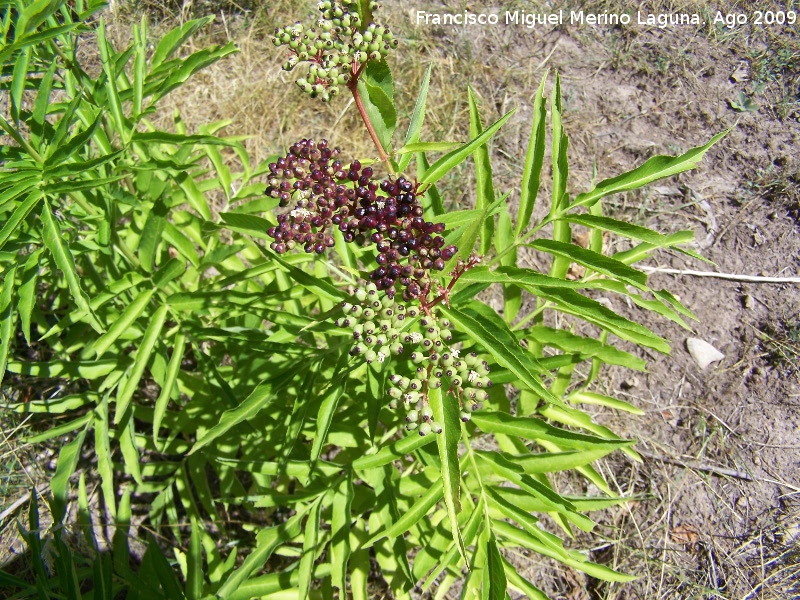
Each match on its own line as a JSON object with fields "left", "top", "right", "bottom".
{"left": 266, "top": 138, "right": 457, "bottom": 301}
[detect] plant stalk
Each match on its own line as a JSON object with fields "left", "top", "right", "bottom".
{"left": 348, "top": 68, "right": 396, "bottom": 176}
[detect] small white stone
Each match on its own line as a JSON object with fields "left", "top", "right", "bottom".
{"left": 686, "top": 338, "right": 725, "bottom": 370}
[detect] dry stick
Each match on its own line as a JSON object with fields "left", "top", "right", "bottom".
{"left": 641, "top": 266, "right": 800, "bottom": 284}
{"left": 638, "top": 450, "right": 754, "bottom": 481}
{"left": 0, "top": 484, "right": 49, "bottom": 524}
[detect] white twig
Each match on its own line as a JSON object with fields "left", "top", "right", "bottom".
{"left": 639, "top": 450, "right": 754, "bottom": 481}
{"left": 0, "top": 484, "right": 49, "bottom": 524}
{"left": 641, "top": 266, "right": 800, "bottom": 284}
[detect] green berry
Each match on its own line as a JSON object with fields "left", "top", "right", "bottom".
{"left": 418, "top": 422, "right": 432, "bottom": 436}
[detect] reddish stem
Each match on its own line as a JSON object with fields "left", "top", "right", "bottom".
{"left": 420, "top": 254, "right": 482, "bottom": 313}
{"left": 347, "top": 64, "right": 396, "bottom": 176}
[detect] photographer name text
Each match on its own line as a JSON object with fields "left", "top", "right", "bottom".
{"left": 415, "top": 9, "right": 797, "bottom": 30}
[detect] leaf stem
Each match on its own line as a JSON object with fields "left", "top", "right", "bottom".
{"left": 348, "top": 65, "right": 396, "bottom": 177}
{"left": 0, "top": 114, "right": 44, "bottom": 163}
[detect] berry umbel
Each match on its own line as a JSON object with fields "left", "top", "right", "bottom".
{"left": 335, "top": 283, "right": 491, "bottom": 435}
{"left": 273, "top": 1, "right": 398, "bottom": 102}
{"left": 266, "top": 138, "right": 458, "bottom": 301}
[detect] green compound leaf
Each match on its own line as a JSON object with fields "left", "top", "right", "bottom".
{"left": 362, "top": 481, "right": 442, "bottom": 548}
{"left": 215, "top": 506, "right": 309, "bottom": 599}
{"left": 418, "top": 498, "right": 484, "bottom": 593}
{"left": 150, "top": 15, "right": 216, "bottom": 70}
{"left": 568, "top": 390, "right": 645, "bottom": 415}
{"left": 10, "top": 47, "right": 29, "bottom": 125}
{"left": 0, "top": 189, "right": 41, "bottom": 251}
{"left": 467, "top": 86, "right": 496, "bottom": 256}
{"left": 517, "top": 72, "right": 548, "bottom": 237}
{"left": 441, "top": 303, "right": 564, "bottom": 407}
{"left": 485, "top": 532, "right": 507, "bottom": 600}
{"left": 528, "top": 238, "right": 649, "bottom": 290}
{"left": 526, "top": 325, "right": 646, "bottom": 371}
{"left": 259, "top": 245, "right": 347, "bottom": 303}
{"left": 421, "top": 108, "right": 515, "bottom": 186}
{"left": 298, "top": 496, "right": 322, "bottom": 600}
{"left": 428, "top": 386, "right": 467, "bottom": 563}
{"left": 471, "top": 411, "right": 634, "bottom": 451}
{"left": 189, "top": 381, "right": 275, "bottom": 455}
{"left": 569, "top": 129, "right": 730, "bottom": 211}
{"left": 502, "top": 555, "right": 549, "bottom": 600}
{"left": 357, "top": 59, "right": 396, "bottom": 152}
{"left": 494, "top": 519, "right": 636, "bottom": 582}
{"left": 0, "top": 267, "right": 17, "bottom": 385}
{"left": 186, "top": 518, "right": 204, "bottom": 600}
{"left": 330, "top": 473, "right": 353, "bottom": 592}
{"left": 41, "top": 198, "right": 104, "bottom": 333}
{"left": 458, "top": 265, "right": 592, "bottom": 289}
{"left": 92, "top": 289, "right": 155, "bottom": 359}
{"left": 139, "top": 197, "right": 169, "bottom": 274}
{"left": 310, "top": 382, "right": 345, "bottom": 467}
{"left": 497, "top": 202, "right": 521, "bottom": 323}
{"left": 565, "top": 214, "right": 694, "bottom": 247}
{"left": 485, "top": 485, "right": 571, "bottom": 561}
{"left": 397, "top": 141, "right": 460, "bottom": 155}
{"left": 397, "top": 64, "right": 432, "bottom": 172}
{"left": 529, "top": 286, "right": 670, "bottom": 354}
{"left": 115, "top": 304, "right": 168, "bottom": 421}
{"left": 352, "top": 432, "right": 436, "bottom": 470}
{"left": 498, "top": 447, "right": 619, "bottom": 475}
{"left": 434, "top": 206, "right": 503, "bottom": 228}
{"left": 50, "top": 417, "right": 91, "bottom": 522}
{"left": 475, "top": 450, "right": 594, "bottom": 531}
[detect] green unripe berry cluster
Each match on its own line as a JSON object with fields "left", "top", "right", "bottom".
{"left": 336, "top": 283, "right": 492, "bottom": 436}
{"left": 273, "top": 1, "right": 398, "bottom": 102}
